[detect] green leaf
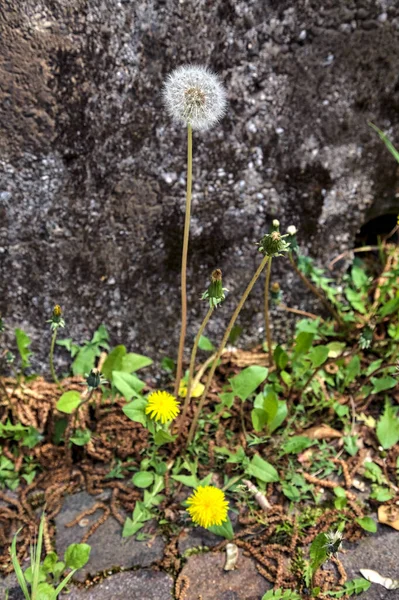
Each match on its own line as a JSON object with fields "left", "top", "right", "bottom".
{"left": 269, "top": 400, "right": 288, "bottom": 434}
{"left": 208, "top": 517, "right": 234, "bottom": 540}
{"left": 24, "top": 565, "right": 46, "bottom": 584}
{"left": 274, "top": 345, "right": 289, "bottom": 370}
{"left": 64, "top": 543, "right": 91, "bottom": 570}
{"left": 246, "top": 454, "right": 279, "bottom": 483}
{"left": 343, "top": 435, "right": 358, "bottom": 457}
{"left": 369, "top": 122, "right": 399, "bottom": 163}
{"left": 262, "top": 590, "right": 301, "bottom": 600}
{"left": 345, "top": 289, "right": 367, "bottom": 314}
{"left": 56, "top": 391, "right": 81, "bottom": 414}
{"left": 71, "top": 346, "right": 98, "bottom": 376}
{"left": 171, "top": 474, "right": 199, "bottom": 488}
{"left": 122, "top": 399, "right": 148, "bottom": 426}
{"left": 281, "top": 436, "right": 312, "bottom": 455}
{"left": 344, "top": 355, "right": 361, "bottom": 387}
{"left": 122, "top": 516, "right": 145, "bottom": 537}
{"left": 308, "top": 345, "right": 329, "bottom": 368}
{"left": 101, "top": 345, "right": 127, "bottom": 381}
{"left": 153, "top": 430, "right": 176, "bottom": 446}
{"left": 198, "top": 335, "right": 215, "bottom": 351}
{"left": 113, "top": 371, "right": 145, "bottom": 401}
{"left": 327, "top": 342, "right": 346, "bottom": 358}
{"left": 370, "top": 486, "right": 393, "bottom": 502}
{"left": 36, "top": 582, "right": 56, "bottom": 600}
{"left": 229, "top": 366, "right": 268, "bottom": 402}
{"left": 376, "top": 400, "right": 399, "bottom": 449}
{"left": 371, "top": 376, "right": 397, "bottom": 394}
{"left": 42, "top": 552, "right": 58, "bottom": 574}
{"left": 343, "top": 578, "right": 370, "bottom": 596}
{"left": 356, "top": 517, "right": 377, "bottom": 533}
{"left": 161, "top": 356, "right": 175, "bottom": 372}
{"left": 378, "top": 294, "right": 399, "bottom": 318}
{"left": 15, "top": 328, "right": 32, "bottom": 369}
{"left": 132, "top": 471, "right": 154, "bottom": 488}
{"left": 281, "top": 481, "right": 301, "bottom": 502}
{"left": 70, "top": 429, "right": 91, "bottom": 446}
{"left": 121, "top": 352, "right": 153, "bottom": 372}
{"left": 293, "top": 332, "right": 314, "bottom": 359}
{"left": 309, "top": 532, "right": 328, "bottom": 573}
{"left": 251, "top": 409, "right": 268, "bottom": 432}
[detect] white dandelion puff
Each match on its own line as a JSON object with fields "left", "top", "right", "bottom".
{"left": 163, "top": 64, "right": 227, "bottom": 131}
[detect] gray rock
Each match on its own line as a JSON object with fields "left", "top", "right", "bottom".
{"left": 179, "top": 549, "right": 271, "bottom": 600}
{"left": 60, "top": 570, "right": 174, "bottom": 599}
{"left": 340, "top": 524, "right": 399, "bottom": 600}
{"left": 55, "top": 491, "right": 164, "bottom": 582}
{"left": 1, "top": 1, "right": 399, "bottom": 371}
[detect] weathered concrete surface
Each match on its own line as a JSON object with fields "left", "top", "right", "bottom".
{"left": 55, "top": 491, "right": 164, "bottom": 582}
{"left": 1, "top": 1, "right": 399, "bottom": 370}
{"left": 61, "top": 570, "right": 174, "bottom": 599}
{"left": 179, "top": 549, "right": 272, "bottom": 600}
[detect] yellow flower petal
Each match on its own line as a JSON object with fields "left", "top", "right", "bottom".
{"left": 186, "top": 485, "right": 229, "bottom": 529}
{"left": 145, "top": 391, "right": 180, "bottom": 424}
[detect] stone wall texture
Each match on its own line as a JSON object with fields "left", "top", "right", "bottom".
{"left": 1, "top": 0, "right": 399, "bottom": 371}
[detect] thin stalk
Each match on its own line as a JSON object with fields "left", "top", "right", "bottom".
{"left": 279, "top": 304, "right": 323, "bottom": 322}
{"left": 288, "top": 252, "right": 343, "bottom": 326}
{"left": 264, "top": 257, "right": 273, "bottom": 367}
{"left": 175, "top": 124, "right": 193, "bottom": 397}
{"left": 179, "top": 306, "right": 214, "bottom": 435}
{"left": 186, "top": 255, "right": 270, "bottom": 447}
{"left": 49, "top": 328, "right": 59, "bottom": 384}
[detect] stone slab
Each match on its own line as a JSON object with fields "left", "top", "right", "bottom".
{"left": 179, "top": 549, "right": 271, "bottom": 600}
{"left": 55, "top": 491, "right": 164, "bottom": 582}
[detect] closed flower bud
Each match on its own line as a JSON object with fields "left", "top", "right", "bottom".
{"left": 47, "top": 305, "right": 65, "bottom": 330}
{"left": 86, "top": 368, "right": 107, "bottom": 390}
{"left": 258, "top": 230, "right": 290, "bottom": 258}
{"left": 201, "top": 269, "right": 228, "bottom": 308}
{"left": 163, "top": 65, "right": 227, "bottom": 131}
{"left": 287, "top": 225, "right": 297, "bottom": 236}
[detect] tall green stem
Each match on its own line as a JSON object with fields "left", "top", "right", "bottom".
{"left": 49, "top": 329, "right": 59, "bottom": 384}
{"left": 179, "top": 306, "right": 214, "bottom": 436}
{"left": 175, "top": 125, "right": 193, "bottom": 397}
{"left": 186, "top": 255, "right": 270, "bottom": 446}
{"left": 264, "top": 257, "right": 273, "bottom": 367}
{"left": 288, "top": 253, "right": 343, "bottom": 326}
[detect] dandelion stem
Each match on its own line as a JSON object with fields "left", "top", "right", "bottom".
{"left": 179, "top": 306, "right": 214, "bottom": 436}
{"left": 288, "top": 252, "right": 343, "bottom": 326}
{"left": 175, "top": 124, "right": 193, "bottom": 397}
{"left": 49, "top": 329, "right": 59, "bottom": 385}
{"left": 264, "top": 257, "right": 273, "bottom": 367}
{"left": 186, "top": 255, "right": 270, "bottom": 446}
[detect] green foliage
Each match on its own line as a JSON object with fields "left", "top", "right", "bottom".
{"left": 57, "top": 324, "right": 110, "bottom": 376}
{"left": 123, "top": 474, "right": 165, "bottom": 537}
{"left": 376, "top": 400, "right": 399, "bottom": 449}
{"left": 15, "top": 328, "right": 32, "bottom": 370}
{"left": 56, "top": 391, "right": 81, "bottom": 414}
{"left": 325, "top": 578, "right": 371, "bottom": 597}
{"left": 356, "top": 517, "right": 377, "bottom": 533}
{"left": 9, "top": 513, "right": 90, "bottom": 600}
{"left": 262, "top": 589, "right": 301, "bottom": 600}
{"left": 229, "top": 366, "right": 268, "bottom": 402}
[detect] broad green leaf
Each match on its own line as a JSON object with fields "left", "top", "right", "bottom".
{"left": 251, "top": 408, "right": 268, "bottom": 432}
{"left": 281, "top": 436, "right": 312, "bottom": 455}
{"left": 345, "top": 289, "right": 367, "bottom": 314}
{"left": 281, "top": 481, "right": 301, "bottom": 502}
{"left": 208, "top": 517, "right": 234, "bottom": 540}
{"left": 198, "top": 335, "right": 215, "bottom": 351}
{"left": 370, "top": 486, "right": 393, "bottom": 502}
{"left": 344, "top": 355, "right": 361, "bottom": 387}
{"left": 36, "top": 582, "right": 55, "bottom": 600}
{"left": 308, "top": 345, "right": 329, "bottom": 368}
{"left": 309, "top": 532, "right": 328, "bottom": 572}
{"left": 356, "top": 517, "right": 377, "bottom": 533}
{"left": 376, "top": 400, "right": 399, "bottom": 449}
{"left": 64, "top": 543, "right": 91, "bottom": 569}
{"left": 269, "top": 400, "right": 288, "bottom": 433}
{"left": 293, "top": 332, "right": 314, "bottom": 359}
{"left": 327, "top": 342, "right": 346, "bottom": 358}
{"left": 56, "top": 391, "right": 81, "bottom": 414}
{"left": 70, "top": 429, "right": 91, "bottom": 446}
{"left": 101, "top": 345, "right": 126, "bottom": 381}
{"left": 378, "top": 295, "right": 399, "bottom": 318}
{"left": 132, "top": 471, "right": 154, "bottom": 488}
{"left": 171, "top": 474, "right": 199, "bottom": 488}
{"left": 153, "top": 430, "right": 176, "bottom": 446}
{"left": 229, "top": 366, "right": 268, "bottom": 402}
{"left": 24, "top": 565, "right": 46, "bottom": 584}
{"left": 15, "top": 328, "right": 32, "bottom": 369}
{"left": 71, "top": 346, "right": 98, "bottom": 376}
{"left": 246, "top": 454, "right": 279, "bottom": 483}
{"left": 122, "top": 399, "right": 148, "bottom": 426}
{"left": 122, "top": 516, "right": 145, "bottom": 537}
{"left": 42, "top": 552, "right": 58, "bottom": 574}
{"left": 371, "top": 376, "right": 397, "bottom": 395}
{"left": 273, "top": 345, "right": 289, "bottom": 370}
{"left": 121, "top": 352, "right": 153, "bottom": 372}
{"left": 113, "top": 371, "right": 145, "bottom": 401}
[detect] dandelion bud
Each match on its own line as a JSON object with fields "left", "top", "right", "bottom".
{"left": 86, "top": 368, "right": 107, "bottom": 390}
{"left": 272, "top": 219, "right": 280, "bottom": 229}
{"left": 258, "top": 230, "right": 290, "bottom": 258}
{"left": 270, "top": 282, "right": 282, "bottom": 305}
{"left": 163, "top": 65, "right": 227, "bottom": 131}
{"left": 286, "top": 225, "right": 298, "bottom": 250}
{"left": 201, "top": 269, "right": 228, "bottom": 308}
{"left": 47, "top": 305, "right": 65, "bottom": 330}
{"left": 287, "top": 225, "right": 297, "bottom": 236}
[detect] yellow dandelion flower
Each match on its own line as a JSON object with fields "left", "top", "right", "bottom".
{"left": 186, "top": 485, "right": 229, "bottom": 528}
{"left": 178, "top": 379, "right": 205, "bottom": 398}
{"left": 145, "top": 390, "right": 180, "bottom": 424}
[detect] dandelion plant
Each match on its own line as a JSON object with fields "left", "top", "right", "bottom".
{"left": 163, "top": 65, "right": 227, "bottom": 396}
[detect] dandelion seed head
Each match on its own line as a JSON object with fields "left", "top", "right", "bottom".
{"left": 163, "top": 65, "right": 227, "bottom": 131}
